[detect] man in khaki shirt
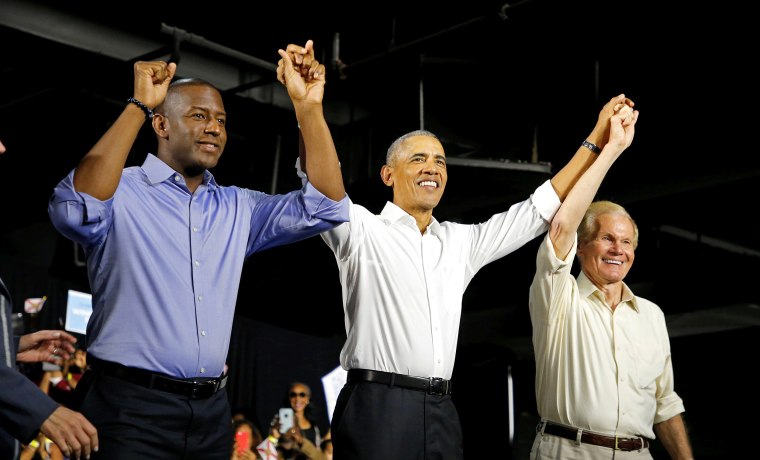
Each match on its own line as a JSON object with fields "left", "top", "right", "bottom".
{"left": 529, "top": 105, "right": 694, "bottom": 459}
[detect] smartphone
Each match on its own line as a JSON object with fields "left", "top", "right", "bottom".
{"left": 279, "top": 407, "right": 294, "bottom": 433}
{"left": 235, "top": 430, "right": 249, "bottom": 454}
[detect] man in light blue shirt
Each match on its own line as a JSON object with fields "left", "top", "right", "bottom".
{"left": 48, "top": 41, "right": 347, "bottom": 459}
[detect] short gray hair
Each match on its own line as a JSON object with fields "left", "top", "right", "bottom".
{"left": 385, "top": 130, "right": 439, "bottom": 166}
{"left": 578, "top": 200, "right": 639, "bottom": 250}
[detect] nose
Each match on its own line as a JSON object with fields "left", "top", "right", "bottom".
{"left": 423, "top": 160, "right": 441, "bottom": 175}
{"left": 204, "top": 119, "right": 223, "bottom": 135}
{"left": 609, "top": 242, "right": 624, "bottom": 254}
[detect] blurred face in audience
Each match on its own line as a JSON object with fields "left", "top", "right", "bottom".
{"left": 289, "top": 383, "right": 311, "bottom": 414}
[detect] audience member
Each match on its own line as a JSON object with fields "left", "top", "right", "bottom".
{"left": 230, "top": 418, "right": 262, "bottom": 460}
{"left": 320, "top": 430, "right": 332, "bottom": 460}
{"left": 39, "top": 347, "right": 86, "bottom": 408}
{"left": 267, "top": 382, "right": 325, "bottom": 460}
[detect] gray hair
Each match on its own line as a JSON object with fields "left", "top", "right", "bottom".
{"left": 385, "top": 130, "right": 439, "bottom": 166}
{"left": 578, "top": 200, "right": 639, "bottom": 250}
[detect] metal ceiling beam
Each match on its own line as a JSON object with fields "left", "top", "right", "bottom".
{"left": 0, "top": 0, "right": 365, "bottom": 126}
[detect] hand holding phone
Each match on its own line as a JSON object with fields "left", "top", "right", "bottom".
{"left": 235, "top": 430, "right": 249, "bottom": 454}
{"left": 279, "top": 407, "right": 294, "bottom": 433}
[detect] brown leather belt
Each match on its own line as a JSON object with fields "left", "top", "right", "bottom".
{"left": 541, "top": 421, "right": 650, "bottom": 451}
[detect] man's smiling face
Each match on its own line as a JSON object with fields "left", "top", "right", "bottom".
{"left": 578, "top": 212, "right": 636, "bottom": 286}
{"left": 382, "top": 135, "right": 447, "bottom": 215}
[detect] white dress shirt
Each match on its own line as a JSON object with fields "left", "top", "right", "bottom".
{"left": 321, "top": 180, "right": 559, "bottom": 380}
{"left": 529, "top": 234, "right": 686, "bottom": 439}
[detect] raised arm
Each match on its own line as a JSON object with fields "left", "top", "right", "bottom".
{"left": 73, "top": 61, "right": 176, "bottom": 200}
{"left": 277, "top": 40, "right": 345, "bottom": 201}
{"left": 549, "top": 103, "right": 638, "bottom": 259}
{"left": 550, "top": 94, "right": 635, "bottom": 201}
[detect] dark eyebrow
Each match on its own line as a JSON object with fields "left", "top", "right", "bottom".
{"left": 409, "top": 152, "right": 445, "bottom": 161}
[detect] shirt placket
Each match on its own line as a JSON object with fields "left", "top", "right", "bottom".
{"left": 422, "top": 231, "right": 445, "bottom": 377}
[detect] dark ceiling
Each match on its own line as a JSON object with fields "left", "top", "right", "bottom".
{"left": 0, "top": 0, "right": 757, "bottom": 341}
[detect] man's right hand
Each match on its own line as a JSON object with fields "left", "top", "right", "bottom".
{"left": 39, "top": 406, "right": 98, "bottom": 459}
{"left": 132, "top": 60, "right": 177, "bottom": 111}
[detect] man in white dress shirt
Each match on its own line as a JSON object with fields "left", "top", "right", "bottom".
{"left": 528, "top": 105, "right": 694, "bottom": 459}
{"left": 314, "top": 95, "right": 637, "bottom": 459}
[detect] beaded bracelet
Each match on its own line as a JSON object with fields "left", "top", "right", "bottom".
{"left": 127, "top": 97, "right": 153, "bottom": 119}
{"left": 581, "top": 139, "right": 601, "bottom": 154}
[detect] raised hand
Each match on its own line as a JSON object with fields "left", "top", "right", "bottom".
{"left": 590, "top": 93, "right": 636, "bottom": 147}
{"left": 132, "top": 60, "right": 177, "bottom": 111}
{"left": 608, "top": 103, "right": 639, "bottom": 153}
{"left": 276, "top": 39, "right": 326, "bottom": 106}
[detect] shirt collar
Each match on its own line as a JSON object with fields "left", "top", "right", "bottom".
{"left": 142, "top": 153, "right": 218, "bottom": 190}
{"left": 577, "top": 271, "right": 639, "bottom": 312}
{"left": 380, "top": 201, "right": 441, "bottom": 236}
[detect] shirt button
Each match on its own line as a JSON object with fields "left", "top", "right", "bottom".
{"left": 174, "top": 175, "right": 181, "bottom": 182}
{"left": 200, "top": 368, "right": 205, "bottom": 374}
{"left": 194, "top": 260, "right": 200, "bottom": 267}
{"left": 198, "top": 295, "right": 203, "bottom": 301}
{"left": 201, "top": 330, "right": 206, "bottom": 336}
{"left": 193, "top": 226, "right": 199, "bottom": 232}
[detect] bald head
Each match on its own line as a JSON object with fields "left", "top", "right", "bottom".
{"left": 155, "top": 78, "right": 221, "bottom": 116}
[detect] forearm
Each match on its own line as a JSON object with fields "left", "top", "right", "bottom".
{"left": 550, "top": 145, "right": 619, "bottom": 257}
{"left": 654, "top": 414, "right": 694, "bottom": 460}
{"left": 73, "top": 103, "right": 146, "bottom": 200}
{"left": 294, "top": 103, "right": 345, "bottom": 201}
{"left": 549, "top": 147, "right": 597, "bottom": 202}
{"left": 298, "top": 437, "right": 327, "bottom": 460}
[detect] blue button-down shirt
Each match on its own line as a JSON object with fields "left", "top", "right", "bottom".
{"left": 49, "top": 153, "right": 348, "bottom": 378}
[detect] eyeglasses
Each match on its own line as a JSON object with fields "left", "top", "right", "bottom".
{"left": 289, "top": 391, "right": 308, "bottom": 398}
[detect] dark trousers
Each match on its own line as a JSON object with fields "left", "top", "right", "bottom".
{"left": 75, "top": 371, "right": 232, "bottom": 459}
{"left": 331, "top": 381, "right": 463, "bottom": 460}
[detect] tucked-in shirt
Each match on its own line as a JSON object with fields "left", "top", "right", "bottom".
{"left": 321, "top": 180, "right": 559, "bottom": 380}
{"left": 529, "top": 233, "right": 685, "bottom": 440}
{"left": 48, "top": 153, "right": 348, "bottom": 378}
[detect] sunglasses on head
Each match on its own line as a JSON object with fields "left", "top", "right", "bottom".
{"left": 289, "top": 391, "right": 308, "bottom": 398}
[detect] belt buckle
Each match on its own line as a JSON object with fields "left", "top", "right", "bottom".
{"left": 614, "top": 436, "right": 620, "bottom": 450}
{"left": 189, "top": 380, "right": 217, "bottom": 399}
{"left": 428, "top": 377, "right": 448, "bottom": 395}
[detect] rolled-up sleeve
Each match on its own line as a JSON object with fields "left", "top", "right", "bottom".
{"left": 48, "top": 170, "right": 113, "bottom": 247}
{"left": 531, "top": 179, "right": 561, "bottom": 222}
{"left": 654, "top": 354, "right": 686, "bottom": 423}
{"left": 301, "top": 180, "right": 350, "bottom": 222}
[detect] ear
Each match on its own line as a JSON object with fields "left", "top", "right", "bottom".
{"left": 380, "top": 165, "right": 394, "bottom": 187}
{"left": 152, "top": 113, "right": 169, "bottom": 139}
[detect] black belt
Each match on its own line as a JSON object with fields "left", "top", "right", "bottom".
{"left": 347, "top": 369, "right": 452, "bottom": 396}
{"left": 88, "top": 357, "right": 227, "bottom": 400}
{"left": 540, "top": 421, "right": 650, "bottom": 452}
